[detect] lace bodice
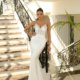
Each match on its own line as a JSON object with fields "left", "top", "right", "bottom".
{"left": 34, "top": 23, "right": 47, "bottom": 35}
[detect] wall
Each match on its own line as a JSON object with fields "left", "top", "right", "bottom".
{"left": 52, "top": 15, "right": 70, "bottom": 46}
{"left": 71, "top": 14, "right": 80, "bottom": 42}
{"left": 52, "top": 0, "right": 80, "bottom": 15}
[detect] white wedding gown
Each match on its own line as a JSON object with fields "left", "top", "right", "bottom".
{"left": 28, "top": 22, "right": 48, "bottom": 80}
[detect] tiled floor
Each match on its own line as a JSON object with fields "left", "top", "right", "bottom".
{"left": 41, "top": 68, "right": 50, "bottom": 80}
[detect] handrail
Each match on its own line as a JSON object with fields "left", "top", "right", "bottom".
{"left": 13, "top": 0, "right": 49, "bottom": 73}
{"left": 14, "top": 0, "right": 34, "bottom": 41}
{"left": 58, "top": 39, "right": 80, "bottom": 72}
{"left": 58, "top": 40, "right": 80, "bottom": 54}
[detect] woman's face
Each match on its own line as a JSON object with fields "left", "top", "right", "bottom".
{"left": 37, "top": 11, "right": 44, "bottom": 20}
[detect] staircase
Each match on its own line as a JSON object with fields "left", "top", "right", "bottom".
{"left": 0, "top": 10, "right": 31, "bottom": 80}
{"left": 50, "top": 40, "right": 80, "bottom": 80}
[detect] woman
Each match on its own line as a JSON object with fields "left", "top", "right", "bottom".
{"left": 24, "top": 8, "right": 51, "bottom": 80}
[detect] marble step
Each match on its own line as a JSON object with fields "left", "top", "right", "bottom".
{"left": 0, "top": 23, "right": 19, "bottom": 29}
{"left": 0, "top": 34, "right": 24, "bottom": 40}
{"left": 0, "top": 38, "right": 24, "bottom": 41}
{"left": 0, "top": 19, "right": 17, "bottom": 23}
{"left": 0, "top": 60, "right": 30, "bottom": 72}
{"left": 0, "top": 39, "right": 26, "bottom": 46}
{"left": 0, "top": 51, "right": 30, "bottom": 61}
{"left": 0, "top": 15, "right": 14, "bottom": 19}
{"left": 2, "top": 9, "right": 14, "bottom": 15}
{"left": 0, "top": 29, "right": 22, "bottom": 34}
{"left": 0, "top": 45, "right": 28, "bottom": 53}
{"left": 0, "top": 69, "right": 29, "bottom": 80}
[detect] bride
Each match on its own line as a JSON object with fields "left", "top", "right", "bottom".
{"left": 24, "top": 8, "right": 51, "bottom": 80}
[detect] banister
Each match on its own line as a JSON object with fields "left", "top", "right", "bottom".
{"left": 58, "top": 39, "right": 80, "bottom": 72}
{"left": 58, "top": 40, "right": 80, "bottom": 54}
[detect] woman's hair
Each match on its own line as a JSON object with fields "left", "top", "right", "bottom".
{"left": 37, "top": 8, "right": 43, "bottom": 13}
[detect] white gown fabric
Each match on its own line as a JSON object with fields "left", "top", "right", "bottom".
{"left": 28, "top": 22, "right": 48, "bottom": 80}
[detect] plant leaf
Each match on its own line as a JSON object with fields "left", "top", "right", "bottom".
{"left": 65, "top": 10, "right": 73, "bottom": 25}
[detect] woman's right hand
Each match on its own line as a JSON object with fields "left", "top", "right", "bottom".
{"left": 31, "top": 33, "right": 36, "bottom": 37}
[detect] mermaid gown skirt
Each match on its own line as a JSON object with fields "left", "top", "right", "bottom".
{"left": 28, "top": 23, "right": 47, "bottom": 80}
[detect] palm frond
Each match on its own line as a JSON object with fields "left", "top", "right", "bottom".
{"left": 65, "top": 10, "right": 73, "bottom": 25}
{"left": 51, "top": 21, "right": 69, "bottom": 28}
{"left": 74, "top": 23, "right": 80, "bottom": 31}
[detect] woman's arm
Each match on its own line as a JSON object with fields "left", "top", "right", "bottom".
{"left": 47, "top": 21, "right": 51, "bottom": 47}
{"left": 24, "top": 21, "right": 35, "bottom": 37}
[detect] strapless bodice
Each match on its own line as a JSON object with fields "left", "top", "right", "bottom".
{"left": 34, "top": 23, "right": 47, "bottom": 35}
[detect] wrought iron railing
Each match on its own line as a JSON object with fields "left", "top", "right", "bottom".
{"left": 13, "top": 0, "right": 49, "bottom": 73}
{"left": 58, "top": 40, "right": 80, "bottom": 72}
{"left": 0, "top": 1, "right": 3, "bottom": 15}
{"left": 14, "top": 0, "right": 34, "bottom": 41}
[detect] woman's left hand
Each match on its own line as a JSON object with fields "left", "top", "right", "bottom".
{"left": 48, "top": 45, "right": 51, "bottom": 52}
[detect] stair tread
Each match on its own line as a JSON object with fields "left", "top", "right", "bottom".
{"left": 0, "top": 22, "right": 18, "bottom": 26}
{"left": 0, "top": 69, "right": 29, "bottom": 77}
{"left": 0, "top": 51, "right": 30, "bottom": 57}
{"left": 0, "top": 38, "right": 24, "bottom": 41}
{"left": 0, "top": 45, "right": 28, "bottom": 53}
{"left": 0, "top": 25, "right": 20, "bottom": 29}
{"left": 0, "top": 45, "right": 28, "bottom": 48}
{"left": 0, "top": 19, "right": 17, "bottom": 23}
{"left": 0, "top": 59, "right": 30, "bottom": 67}
{"left": 0, "top": 39, "right": 25, "bottom": 43}
{"left": 0, "top": 30, "right": 21, "bottom": 33}
{"left": 0, "top": 30, "right": 22, "bottom": 34}
{"left": 0, "top": 15, "right": 14, "bottom": 16}
{"left": 0, "top": 28, "right": 19, "bottom": 30}
{"left": 0, "top": 15, "right": 14, "bottom": 19}
{"left": 0, "top": 34, "right": 23, "bottom": 36}
{"left": 0, "top": 34, "right": 24, "bottom": 39}
{"left": 0, "top": 19, "right": 16, "bottom": 21}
